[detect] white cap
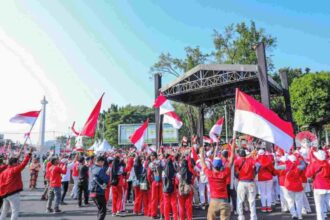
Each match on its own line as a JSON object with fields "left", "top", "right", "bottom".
{"left": 313, "top": 150, "right": 326, "bottom": 161}
{"left": 258, "top": 149, "right": 265, "bottom": 155}
{"left": 288, "top": 155, "right": 297, "bottom": 162}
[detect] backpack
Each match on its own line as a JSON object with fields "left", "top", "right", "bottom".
{"left": 178, "top": 179, "right": 191, "bottom": 196}
{"left": 162, "top": 176, "right": 174, "bottom": 193}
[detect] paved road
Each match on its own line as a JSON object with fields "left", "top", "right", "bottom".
{"left": 12, "top": 168, "right": 319, "bottom": 220}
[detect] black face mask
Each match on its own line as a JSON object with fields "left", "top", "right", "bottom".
{"left": 239, "top": 149, "right": 246, "bottom": 157}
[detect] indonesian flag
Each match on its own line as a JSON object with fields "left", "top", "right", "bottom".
{"left": 203, "top": 136, "right": 214, "bottom": 144}
{"left": 10, "top": 111, "right": 40, "bottom": 125}
{"left": 209, "top": 117, "right": 224, "bottom": 143}
{"left": 163, "top": 111, "right": 183, "bottom": 129}
{"left": 130, "top": 119, "right": 149, "bottom": 151}
{"left": 233, "top": 89, "right": 294, "bottom": 152}
{"left": 72, "top": 94, "right": 104, "bottom": 137}
{"left": 191, "top": 145, "right": 199, "bottom": 162}
{"left": 153, "top": 94, "right": 175, "bottom": 115}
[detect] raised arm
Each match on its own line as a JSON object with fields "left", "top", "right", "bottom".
{"left": 199, "top": 147, "right": 206, "bottom": 170}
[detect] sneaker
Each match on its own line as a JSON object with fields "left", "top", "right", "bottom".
{"left": 53, "top": 209, "right": 62, "bottom": 213}
{"left": 292, "top": 216, "right": 298, "bottom": 219}
{"left": 60, "top": 201, "right": 67, "bottom": 205}
{"left": 152, "top": 216, "right": 160, "bottom": 219}
{"left": 261, "top": 207, "right": 267, "bottom": 213}
{"left": 46, "top": 208, "right": 53, "bottom": 213}
{"left": 267, "top": 207, "right": 272, "bottom": 212}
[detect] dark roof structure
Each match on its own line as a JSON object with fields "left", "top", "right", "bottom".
{"left": 161, "top": 64, "right": 283, "bottom": 106}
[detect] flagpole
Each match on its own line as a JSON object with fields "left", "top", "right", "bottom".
{"left": 18, "top": 112, "right": 40, "bottom": 156}
{"left": 224, "top": 104, "right": 228, "bottom": 143}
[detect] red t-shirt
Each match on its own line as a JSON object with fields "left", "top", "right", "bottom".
{"left": 203, "top": 167, "right": 229, "bottom": 199}
{"left": 72, "top": 161, "right": 79, "bottom": 177}
{"left": 49, "top": 165, "right": 67, "bottom": 187}
{"left": 234, "top": 157, "right": 256, "bottom": 181}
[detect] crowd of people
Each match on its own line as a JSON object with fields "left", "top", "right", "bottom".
{"left": 0, "top": 136, "right": 330, "bottom": 220}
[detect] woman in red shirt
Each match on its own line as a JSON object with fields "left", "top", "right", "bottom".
{"left": 275, "top": 154, "right": 306, "bottom": 220}
{"left": 306, "top": 150, "right": 330, "bottom": 220}
{"left": 256, "top": 149, "right": 275, "bottom": 212}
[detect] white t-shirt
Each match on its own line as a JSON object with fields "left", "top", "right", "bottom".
{"left": 61, "top": 161, "right": 74, "bottom": 182}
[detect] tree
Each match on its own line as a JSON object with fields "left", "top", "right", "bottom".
{"left": 213, "top": 21, "right": 277, "bottom": 70}
{"left": 290, "top": 72, "right": 330, "bottom": 131}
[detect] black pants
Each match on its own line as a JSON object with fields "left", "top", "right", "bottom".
{"left": 78, "top": 180, "right": 89, "bottom": 206}
{"left": 127, "top": 181, "right": 133, "bottom": 201}
{"left": 61, "top": 181, "right": 69, "bottom": 202}
{"left": 93, "top": 195, "right": 107, "bottom": 220}
{"left": 227, "top": 184, "right": 237, "bottom": 212}
{"left": 0, "top": 196, "right": 3, "bottom": 209}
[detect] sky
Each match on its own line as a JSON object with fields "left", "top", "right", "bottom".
{"left": 0, "top": 0, "right": 329, "bottom": 143}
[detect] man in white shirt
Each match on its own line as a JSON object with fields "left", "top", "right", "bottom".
{"left": 60, "top": 156, "right": 75, "bottom": 205}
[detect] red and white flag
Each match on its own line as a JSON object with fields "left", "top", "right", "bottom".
{"left": 209, "top": 117, "right": 224, "bottom": 143}
{"left": 233, "top": 89, "right": 294, "bottom": 152}
{"left": 203, "top": 136, "right": 213, "bottom": 144}
{"left": 154, "top": 94, "right": 183, "bottom": 129}
{"left": 130, "top": 119, "right": 149, "bottom": 151}
{"left": 153, "top": 94, "right": 175, "bottom": 115}
{"left": 72, "top": 94, "right": 104, "bottom": 137}
{"left": 163, "top": 111, "right": 183, "bottom": 129}
{"left": 10, "top": 111, "right": 40, "bottom": 125}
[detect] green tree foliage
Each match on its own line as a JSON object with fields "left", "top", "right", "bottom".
{"left": 290, "top": 72, "right": 330, "bottom": 128}
{"left": 213, "top": 21, "right": 276, "bottom": 70}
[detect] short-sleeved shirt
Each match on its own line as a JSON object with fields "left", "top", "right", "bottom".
{"left": 203, "top": 167, "right": 230, "bottom": 199}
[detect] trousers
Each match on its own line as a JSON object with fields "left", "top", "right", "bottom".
{"left": 93, "top": 195, "right": 107, "bottom": 220}
{"left": 258, "top": 179, "right": 273, "bottom": 207}
{"left": 47, "top": 187, "right": 61, "bottom": 210}
{"left": 279, "top": 186, "right": 289, "bottom": 212}
{"left": 133, "top": 186, "right": 143, "bottom": 214}
{"left": 0, "top": 193, "right": 20, "bottom": 220}
{"left": 163, "top": 192, "right": 178, "bottom": 220}
{"left": 78, "top": 180, "right": 89, "bottom": 206}
{"left": 61, "top": 181, "right": 69, "bottom": 202}
{"left": 112, "top": 185, "right": 123, "bottom": 214}
{"left": 237, "top": 181, "right": 257, "bottom": 220}
{"left": 178, "top": 191, "right": 193, "bottom": 220}
{"left": 150, "top": 181, "right": 163, "bottom": 217}
{"left": 284, "top": 189, "right": 303, "bottom": 218}
{"left": 199, "top": 182, "right": 210, "bottom": 204}
{"left": 314, "top": 190, "right": 330, "bottom": 220}
{"left": 71, "top": 176, "right": 79, "bottom": 199}
{"left": 207, "top": 199, "right": 231, "bottom": 220}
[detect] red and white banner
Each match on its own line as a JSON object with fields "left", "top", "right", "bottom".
{"left": 163, "top": 111, "right": 183, "bottom": 129}
{"left": 130, "top": 119, "right": 149, "bottom": 151}
{"left": 153, "top": 94, "right": 175, "bottom": 115}
{"left": 10, "top": 111, "right": 40, "bottom": 125}
{"left": 203, "top": 136, "right": 213, "bottom": 144}
{"left": 209, "top": 117, "right": 224, "bottom": 143}
{"left": 233, "top": 89, "right": 294, "bottom": 152}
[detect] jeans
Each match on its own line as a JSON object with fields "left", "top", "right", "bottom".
{"left": 207, "top": 198, "right": 231, "bottom": 220}
{"left": 78, "top": 180, "right": 89, "bottom": 206}
{"left": 61, "top": 181, "right": 69, "bottom": 202}
{"left": 0, "top": 193, "right": 20, "bottom": 220}
{"left": 93, "top": 195, "right": 107, "bottom": 220}
{"left": 47, "top": 187, "right": 61, "bottom": 210}
{"left": 199, "top": 182, "right": 210, "bottom": 204}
